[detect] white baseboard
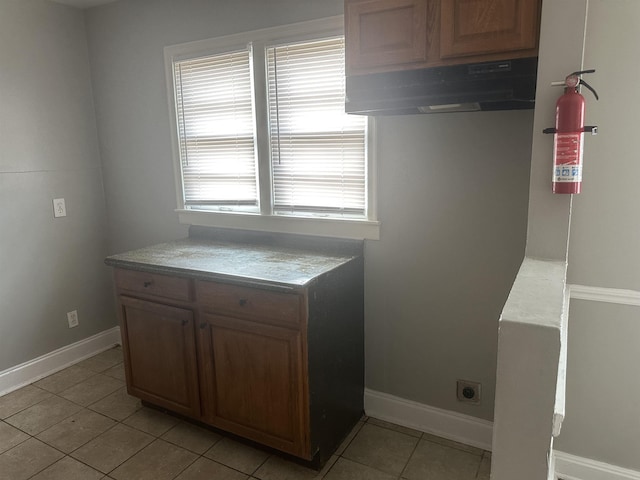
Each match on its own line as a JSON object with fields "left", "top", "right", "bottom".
{"left": 364, "top": 388, "right": 493, "bottom": 451}
{"left": 555, "top": 451, "right": 640, "bottom": 480}
{"left": 0, "top": 327, "right": 121, "bottom": 396}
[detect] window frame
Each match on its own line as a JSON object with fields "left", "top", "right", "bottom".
{"left": 164, "top": 15, "right": 379, "bottom": 240}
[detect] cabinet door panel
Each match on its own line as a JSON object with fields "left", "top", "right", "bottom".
{"left": 346, "top": 0, "right": 438, "bottom": 74}
{"left": 440, "top": 0, "right": 540, "bottom": 59}
{"left": 120, "top": 296, "right": 200, "bottom": 417}
{"left": 198, "top": 313, "right": 308, "bottom": 458}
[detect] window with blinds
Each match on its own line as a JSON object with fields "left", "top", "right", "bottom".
{"left": 267, "top": 37, "right": 367, "bottom": 217}
{"left": 174, "top": 49, "right": 258, "bottom": 209}
{"left": 169, "top": 26, "right": 369, "bottom": 224}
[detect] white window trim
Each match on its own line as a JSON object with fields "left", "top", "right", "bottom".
{"left": 164, "top": 15, "right": 379, "bottom": 240}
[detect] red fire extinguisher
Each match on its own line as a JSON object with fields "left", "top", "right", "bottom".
{"left": 544, "top": 69, "right": 599, "bottom": 194}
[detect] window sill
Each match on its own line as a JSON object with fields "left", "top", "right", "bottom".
{"left": 176, "top": 209, "right": 380, "bottom": 240}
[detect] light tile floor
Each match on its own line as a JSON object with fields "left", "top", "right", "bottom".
{"left": 0, "top": 347, "right": 491, "bottom": 480}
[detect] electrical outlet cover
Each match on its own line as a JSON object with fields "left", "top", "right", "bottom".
{"left": 457, "top": 379, "right": 481, "bottom": 404}
{"left": 67, "top": 310, "right": 79, "bottom": 328}
{"left": 53, "top": 198, "right": 67, "bottom": 218}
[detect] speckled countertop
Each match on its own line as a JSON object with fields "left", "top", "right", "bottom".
{"left": 104, "top": 238, "right": 358, "bottom": 288}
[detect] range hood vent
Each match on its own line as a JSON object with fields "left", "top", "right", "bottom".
{"left": 345, "top": 57, "right": 538, "bottom": 115}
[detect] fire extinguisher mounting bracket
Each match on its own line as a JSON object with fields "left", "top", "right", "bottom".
{"left": 543, "top": 125, "right": 597, "bottom": 135}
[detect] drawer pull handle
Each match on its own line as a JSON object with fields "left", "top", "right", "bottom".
{"left": 199, "top": 322, "right": 207, "bottom": 330}
{"left": 143, "top": 281, "right": 153, "bottom": 288}
{"left": 181, "top": 319, "right": 188, "bottom": 326}
{"left": 238, "top": 298, "right": 248, "bottom": 307}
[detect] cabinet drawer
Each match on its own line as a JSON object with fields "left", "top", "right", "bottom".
{"left": 196, "top": 281, "right": 301, "bottom": 328}
{"left": 115, "top": 268, "right": 193, "bottom": 302}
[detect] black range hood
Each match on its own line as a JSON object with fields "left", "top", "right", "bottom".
{"left": 345, "top": 57, "right": 538, "bottom": 115}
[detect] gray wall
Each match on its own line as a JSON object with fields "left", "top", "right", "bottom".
{"left": 84, "top": 0, "right": 343, "bottom": 254}
{"left": 84, "top": 0, "right": 533, "bottom": 420}
{"left": 366, "top": 113, "right": 532, "bottom": 420}
{"left": 555, "top": 0, "right": 640, "bottom": 470}
{"left": 0, "top": 0, "right": 115, "bottom": 371}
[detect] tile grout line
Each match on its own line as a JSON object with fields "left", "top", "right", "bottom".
{"left": 366, "top": 415, "right": 488, "bottom": 458}
{"left": 398, "top": 434, "right": 422, "bottom": 480}
{"left": 318, "top": 455, "right": 339, "bottom": 479}
{"left": 12, "top": 421, "right": 110, "bottom": 480}
{"left": 34, "top": 384, "right": 139, "bottom": 476}
{"left": 0, "top": 387, "right": 53, "bottom": 424}
{"left": 160, "top": 439, "right": 200, "bottom": 480}
{"left": 474, "top": 450, "right": 491, "bottom": 479}
{"left": 64, "top": 421, "right": 123, "bottom": 476}
{"left": 0, "top": 422, "right": 31, "bottom": 457}
{"left": 336, "top": 452, "right": 401, "bottom": 478}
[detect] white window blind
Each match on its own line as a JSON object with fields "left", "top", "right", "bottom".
{"left": 174, "top": 49, "right": 258, "bottom": 208}
{"left": 267, "top": 37, "right": 367, "bottom": 216}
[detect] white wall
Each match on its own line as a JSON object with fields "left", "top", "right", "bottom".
{"left": 0, "top": 0, "right": 115, "bottom": 371}
{"left": 558, "top": 300, "right": 640, "bottom": 471}
{"left": 555, "top": 0, "right": 640, "bottom": 471}
{"left": 85, "top": 0, "right": 533, "bottom": 421}
{"left": 491, "top": 1, "right": 589, "bottom": 477}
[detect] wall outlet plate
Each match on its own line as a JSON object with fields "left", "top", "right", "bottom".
{"left": 53, "top": 198, "right": 67, "bottom": 218}
{"left": 67, "top": 310, "right": 79, "bottom": 328}
{"left": 457, "top": 379, "right": 481, "bottom": 404}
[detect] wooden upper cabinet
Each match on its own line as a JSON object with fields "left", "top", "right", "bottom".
{"left": 439, "top": 0, "right": 540, "bottom": 59}
{"left": 345, "top": 0, "right": 438, "bottom": 74}
{"left": 344, "top": 0, "right": 541, "bottom": 74}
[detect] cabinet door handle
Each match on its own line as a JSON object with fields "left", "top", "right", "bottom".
{"left": 199, "top": 322, "right": 207, "bottom": 329}
{"left": 181, "top": 319, "right": 188, "bottom": 326}
{"left": 238, "top": 298, "right": 248, "bottom": 307}
{"left": 143, "top": 281, "right": 153, "bottom": 288}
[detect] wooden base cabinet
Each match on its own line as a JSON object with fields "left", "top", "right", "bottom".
{"left": 119, "top": 296, "right": 201, "bottom": 418}
{"left": 111, "top": 255, "right": 364, "bottom": 466}
{"left": 198, "top": 313, "right": 308, "bottom": 458}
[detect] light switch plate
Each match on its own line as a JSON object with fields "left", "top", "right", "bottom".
{"left": 53, "top": 198, "right": 66, "bottom": 218}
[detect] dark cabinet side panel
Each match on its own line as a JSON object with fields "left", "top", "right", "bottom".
{"left": 307, "top": 256, "right": 365, "bottom": 465}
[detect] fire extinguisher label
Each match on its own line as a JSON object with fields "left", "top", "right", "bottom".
{"left": 555, "top": 163, "right": 583, "bottom": 182}
{"left": 553, "top": 133, "right": 584, "bottom": 182}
